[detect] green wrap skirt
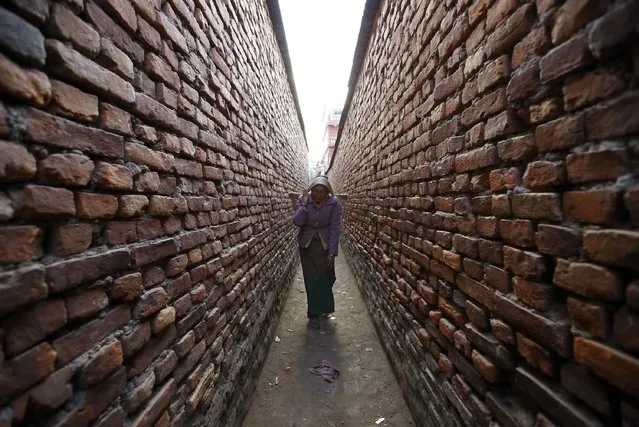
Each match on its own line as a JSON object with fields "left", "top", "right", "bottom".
{"left": 299, "top": 236, "right": 336, "bottom": 317}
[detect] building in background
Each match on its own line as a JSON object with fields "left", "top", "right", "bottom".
{"left": 317, "top": 106, "right": 341, "bottom": 174}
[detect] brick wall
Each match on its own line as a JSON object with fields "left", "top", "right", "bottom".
{"left": 330, "top": 0, "right": 639, "bottom": 425}
{"left": 0, "top": 0, "right": 307, "bottom": 426}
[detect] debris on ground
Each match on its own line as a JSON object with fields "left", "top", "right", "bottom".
{"left": 275, "top": 336, "right": 281, "bottom": 342}
{"left": 308, "top": 360, "right": 340, "bottom": 382}
{"left": 375, "top": 417, "right": 385, "bottom": 424}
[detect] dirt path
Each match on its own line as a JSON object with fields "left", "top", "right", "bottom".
{"left": 241, "top": 253, "right": 416, "bottom": 427}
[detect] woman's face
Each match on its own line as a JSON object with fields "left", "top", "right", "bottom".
{"left": 311, "top": 185, "right": 329, "bottom": 203}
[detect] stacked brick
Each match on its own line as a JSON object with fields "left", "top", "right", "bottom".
{"left": 0, "top": 0, "right": 307, "bottom": 426}
{"left": 330, "top": 0, "right": 639, "bottom": 425}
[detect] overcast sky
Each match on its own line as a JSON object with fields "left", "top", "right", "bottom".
{"left": 279, "top": 0, "right": 366, "bottom": 164}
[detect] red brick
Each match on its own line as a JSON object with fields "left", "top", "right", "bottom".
{"left": 551, "top": 0, "right": 610, "bottom": 44}
{"left": 0, "top": 140, "right": 37, "bottom": 182}
{"left": 106, "top": 222, "right": 138, "bottom": 245}
{"left": 20, "top": 107, "right": 124, "bottom": 158}
{"left": 467, "top": 301, "right": 489, "bottom": 331}
{"left": 134, "top": 238, "right": 177, "bottom": 266}
{"left": 491, "top": 319, "right": 515, "bottom": 345}
{"left": 566, "top": 149, "right": 628, "bottom": 183}
{"left": 4, "top": 299, "right": 67, "bottom": 357}
{"left": 554, "top": 259, "right": 623, "bottom": 301}
{"left": 468, "top": 0, "right": 493, "bottom": 26}
{"left": 535, "top": 114, "right": 584, "bottom": 152}
{"left": 134, "top": 287, "right": 169, "bottom": 319}
{"left": 587, "top": 0, "right": 639, "bottom": 59}
{"left": 101, "top": 0, "right": 138, "bottom": 33}
{"left": 0, "top": 225, "right": 41, "bottom": 263}
{"left": 125, "top": 142, "right": 174, "bottom": 172}
{"left": 118, "top": 195, "right": 149, "bottom": 217}
{"left": 146, "top": 52, "right": 179, "bottom": 89}
{"left": 137, "top": 218, "right": 163, "bottom": 240}
{"left": 476, "top": 216, "right": 498, "bottom": 238}
{"left": 132, "top": 378, "right": 177, "bottom": 427}
{"left": 614, "top": 307, "right": 639, "bottom": 353}
{"left": 455, "top": 145, "right": 498, "bottom": 173}
{"left": 26, "top": 366, "right": 73, "bottom": 419}
{"left": 485, "top": 4, "right": 535, "bottom": 58}
{"left": 585, "top": 92, "right": 639, "bottom": 140}
{"left": 567, "top": 297, "right": 609, "bottom": 340}
{"left": 491, "top": 194, "right": 511, "bottom": 217}
{"left": 96, "top": 162, "right": 134, "bottom": 190}
{"left": 485, "top": 265, "right": 510, "bottom": 292}
{"left": 157, "top": 11, "right": 188, "bottom": 54}
{"left": 472, "top": 349, "right": 503, "bottom": 382}
{"left": 0, "top": 265, "right": 47, "bottom": 318}
{"left": 47, "top": 248, "right": 132, "bottom": 293}
{"left": 485, "top": 110, "right": 523, "bottom": 140}
{"left": 98, "top": 37, "right": 134, "bottom": 80}
{"left": 564, "top": 189, "right": 621, "bottom": 224}
{"left": 21, "top": 184, "right": 76, "bottom": 218}
{"left": 86, "top": 1, "right": 143, "bottom": 63}
{"left": 148, "top": 195, "right": 175, "bottom": 216}
{"left": 477, "top": 55, "right": 510, "bottom": 94}
{"left": 77, "top": 192, "right": 118, "bottom": 220}
{"left": 46, "top": 3, "right": 100, "bottom": 56}
{"left": 77, "top": 340, "right": 123, "bottom": 388}
{"left": 66, "top": 290, "right": 109, "bottom": 323}
{"left": 52, "top": 223, "right": 94, "bottom": 256}
{"left": 535, "top": 225, "right": 581, "bottom": 258}
{"left": 499, "top": 219, "right": 534, "bottom": 248}
{"left": 512, "top": 26, "right": 551, "bottom": 69}
{"left": 563, "top": 70, "right": 624, "bottom": 111}
{"left": 584, "top": 229, "right": 639, "bottom": 271}
{"left": 453, "top": 330, "right": 473, "bottom": 358}
{"left": 439, "top": 353, "right": 455, "bottom": 377}
{"left": 497, "top": 134, "right": 536, "bottom": 162}
{"left": 507, "top": 59, "right": 540, "bottom": 102}
{"left": 514, "top": 277, "right": 554, "bottom": 311}
{"left": 100, "top": 103, "right": 133, "bottom": 135}
{"left": 151, "top": 306, "right": 176, "bottom": 333}
{"left": 135, "top": 172, "right": 160, "bottom": 193}
{"left": 110, "top": 272, "right": 143, "bottom": 301}
{"left": 486, "top": 0, "right": 517, "bottom": 31}
{"left": 138, "top": 17, "right": 161, "bottom": 51}
{"left": 529, "top": 98, "right": 562, "bottom": 124}
{"left": 461, "top": 88, "right": 507, "bottom": 126}
{"left": 540, "top": 34, "right": 592, "bottom": 83}
{"left": 0, "top": 343, "right": 56, "bottom": 405}
{"left": 38, "top": 153, "right": 94, "bottom": 186}
{"left": 46, "top": 40, "right": 135, "bottom": 104}
{"left": 516, "top": 333, "right": 555, "bottom": 377}
{"left": 503, "top": 246, "right": 546, "bottom": 281}
{"left": 439, "top": 317, "right": 456, "bottom": 342}
{"left": 574, "top": 337, "right": 639, "bottom": 399}
{"left": 50, "top": 79, "right": 99, "bottom": 122}
{"left": 523, "top": 161, "right": 565, "bottom": 189}
{"left": 512, "top": 193, "right": 562, "bottom": 221}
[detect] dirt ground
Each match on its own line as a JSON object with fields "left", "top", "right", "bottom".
{"left": 241, "top": 253, "right": 416, "bottom": 427}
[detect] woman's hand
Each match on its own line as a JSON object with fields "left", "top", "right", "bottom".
{"left": 301, "top": 191, "right": 309, "bottom": 208}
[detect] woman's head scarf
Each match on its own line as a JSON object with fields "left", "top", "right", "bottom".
{"left": 309, "top": 175, "right": 333, "bottom": 195}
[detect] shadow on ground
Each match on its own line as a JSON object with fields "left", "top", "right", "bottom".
{"left": 241, "top": 251, "right": 415, "bottom": 427}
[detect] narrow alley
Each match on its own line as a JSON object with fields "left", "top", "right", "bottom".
{"left": 242, "top": 253, "right": 415, "bottom": 427}
{"left": 0, "top": 0, "right": 638, "bottom": 426}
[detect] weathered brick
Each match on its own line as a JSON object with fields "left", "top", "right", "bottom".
{"left": 563, "top": 70, "right": 624, "bottom": 111}
{"left": 46, "top": 40, "right": 135, "bottom": 104}
{"left": 52, "top": 223, "right": 94, "bottom": 256}
{"left": 517, "top": 333, "right": 555, "bottom": 377}
{"left": 535, "top": 114, "right": 584, "bottom": 152}
{"left": 499, "top": 219, "right": 534, "bottom": 248}
{"left": 585, "top": 92, "right": 639, "bottom": 140}
{"left": 98, "top": 37, "right": 134, "bottom": 80}
{"left": 514, "top": 277, "right": 554, "bottom": 311}
{"left": 507, "top": 59, "right": 540, "bottom": 102}
{"left": 497, "top": 134, "right": 536, "bottom": 162}
{"left": 566, "top": 149, "right": 628, "bottom": 183}
{"left": 21, "top": 184, "right": 76, "bottom": 219}
{"left": 564, "top": 189, "right": 621, "bottom": 224}
{"left": 0, "top": 265, "right": 47, "bottom": 317}
{"left": 101, "top": 103, "right": 133, "bottom": 135}
{"left": 574, "top": 337, "right": 639, "bottom": 399}
{"left": 503, "top": 246, "right": 546, "bottom": 280}
{"left": 552, "top": 0, "right": 610, "bottom": 44}
{"left": 47, "top": 249, "right": 131, "bottom": 293}
{"left": 587, "top": 0, "right": 639, "bottom": 59}
{"left": 511, "top": 193, "right": 562, "bottom": 221}
{"left": 523, "top": 161, "right": 565, "bottom": 189}
{"left": 77, "top": 339, "right": 123, "bottom": 388}
{"left": 0, "top": 6, "right": 46, "bottom": 66}
{"left": 554, "top": 259, "right": 623, "bottom": 301}
{"left": 0, "top": 342, "right": 56, "bottom": 405}
{"left": 455, "top": 145, "right": 498, "bottom": 173}
{"left": 4, "top": 299, "right": 66, "bottom": 357}
{"left": 583, "top": 229, "right": 639, "bottom": 271}
{"left": 535, "top": 225, "right": 581, "bottom": 258}
{"left": 66, "top": 289, "right": 109, "bottom": 320}
{"left": 567, "top": 297, "right": 609, "bottom": 340}
{"left": 0, "top": 140, "right": 37, "bottom": 182}
{"left": 0, "top": 225, "right": 42, "bottom": 264}
{"left": 540, "top": 34, "right": 593, "bottom": 83}
{"left": 86, "top": 1, "right": 144, "bottom": 63}
{"left": 0, "top": 53, "right": 51, "bottom": 106}
{"left": 134, "top": 287, "right": 169, "bottom": 319}
{"left": 39, "top": 153, "right": 94, "bottom": 186}
{"left": 19, "top": 107, "right": 124, "bottom": 158}
{"left": 485, "top": 4, "right": 535, "bottom": 58}
{"left": 512, "top": 26, "right": 551, "bottom": 69}
{"left": 77, "top": 192, "right": 118, "bottom": 220}
{"left": 110, "top": 272, "right": 143, "bottom": 301}
{"left": 46, "top": 3, "right": 100, "bottom": 56}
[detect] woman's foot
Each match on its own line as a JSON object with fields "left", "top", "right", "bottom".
{"left": 308, "top": 317, "right": 321, "bottom": 329}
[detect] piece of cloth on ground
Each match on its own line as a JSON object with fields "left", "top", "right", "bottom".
{"left": 308, "top": 360, "right": 340, "bottom": 382}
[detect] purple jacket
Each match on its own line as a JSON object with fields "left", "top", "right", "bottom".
{"left": 291, "top": 194, "right": 342, "bottom": 256}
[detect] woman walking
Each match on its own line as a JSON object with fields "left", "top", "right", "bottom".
{"left": 292, "top": 175, "right": 342, "bottom": 329}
